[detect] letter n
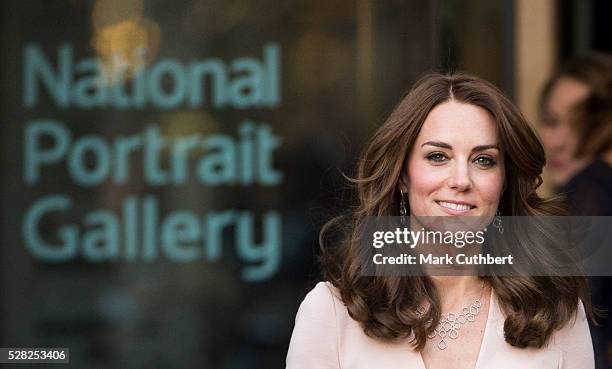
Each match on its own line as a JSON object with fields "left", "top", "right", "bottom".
{"left": 23, "top": 43, "right": 72, "bottom": 108}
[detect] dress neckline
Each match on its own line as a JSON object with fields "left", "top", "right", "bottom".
{"left": 417, "top": 287, "right": 495, "bottom": 369}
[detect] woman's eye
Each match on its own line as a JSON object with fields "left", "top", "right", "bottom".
{"left": 474, "top": 156, "right": 496, "bottom": 167}
{"left": 426, "top": 153, "right": 447, "bottom": 162}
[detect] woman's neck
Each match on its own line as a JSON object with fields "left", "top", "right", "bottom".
{"left": 431, "top": 276, "right": 485, "bottom": 312}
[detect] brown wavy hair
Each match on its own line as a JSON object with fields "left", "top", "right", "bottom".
{"left": 319, "top": 72, "right": 593, "bottom": 350}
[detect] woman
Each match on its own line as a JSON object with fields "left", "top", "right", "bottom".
{"left": 286, "top": 72, "right": 594, "bottom": 369}
{"left": 539, "top": 53, "right": 612, "bottom": 369}
{"left": 539, "top": 52, "right": 612, "bottom": 213}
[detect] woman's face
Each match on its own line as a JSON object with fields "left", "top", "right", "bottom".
{"left": 540, "top": 77, "right": 590, "bottom": 187}
{"left": 402, "top": 100, "right": 505, "bottom": 218}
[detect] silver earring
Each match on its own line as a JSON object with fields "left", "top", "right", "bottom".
{"left": 399, "top": 189, "right": 407, "bottom": 225}
{"left": 493, "top": 209, "right": 504, "bottom": 234}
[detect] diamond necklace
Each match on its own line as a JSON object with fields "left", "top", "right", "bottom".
{"left": 417, "top": 281, "right": 485, "bottom": 350}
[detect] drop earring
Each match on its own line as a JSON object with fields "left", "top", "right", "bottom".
{"left": 399, "top": 189, "right": 407, "bottom": 225}
{"left": 493, "top": 209, "right": 504, "bottom": 234}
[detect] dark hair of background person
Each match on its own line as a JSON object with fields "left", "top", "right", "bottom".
{"left": 573, "top": 79, "right": 612, "bottom": 158}
{"left": 539, "top": 52, "right": 612, "bottom": 158}
{"left": 318, "top": 72, "right": 593, "bottom": 351}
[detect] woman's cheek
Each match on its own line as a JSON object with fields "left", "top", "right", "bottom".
{"left": 408, "top": 161, "right": 443, "bottom": 193}
{"left": 474, "top": 172, "right": 504, "bottom": 202}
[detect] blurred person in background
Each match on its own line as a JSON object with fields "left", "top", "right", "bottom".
{"left": 539, "top": 52, "right": 612, "bottom": 369}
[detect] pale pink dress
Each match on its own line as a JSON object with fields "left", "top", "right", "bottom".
{"left": 286, "top": 282, "right": 594, "bottom": 369}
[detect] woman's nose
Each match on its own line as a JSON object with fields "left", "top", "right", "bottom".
{"left": 447, "top": 163, "right": 472, "bottom": 191}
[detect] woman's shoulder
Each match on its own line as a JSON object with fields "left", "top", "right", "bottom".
{"left": 551, "top": 299, "right": 591, "bottom": 343}
{"left": 547, "top": 300, "right": 594, "bottom": 368}
{"left": 298, "top": 281, "right": 344, "bottom": 317}
{"left": 293, "top": 281, "right": 357, "bottom": 336}
{"left": 310, "top": 281, "right": 342, "bottom": 300}
{"left": 286, "top": 282, "right": 347, "bottom": 369}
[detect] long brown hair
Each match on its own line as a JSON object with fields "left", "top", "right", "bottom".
{"left": 320, "top": 72, "right": 592, "bottom": 350}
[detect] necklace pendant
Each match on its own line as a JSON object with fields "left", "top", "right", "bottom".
{"left": 437, "top": 339, "right": 448, "bottom": 350}
{"left": 418, "top": 281, "right": 486, "bottom": 351}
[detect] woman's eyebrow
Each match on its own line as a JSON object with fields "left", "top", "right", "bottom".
{"left": 472, "top": 144, "right": 499, "bottom": 152}
{"left": 421, "top": 141, "right": 452, "bottom": 149}
{"left": 421, "top": 141, "right": 499, "bottom": 152}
